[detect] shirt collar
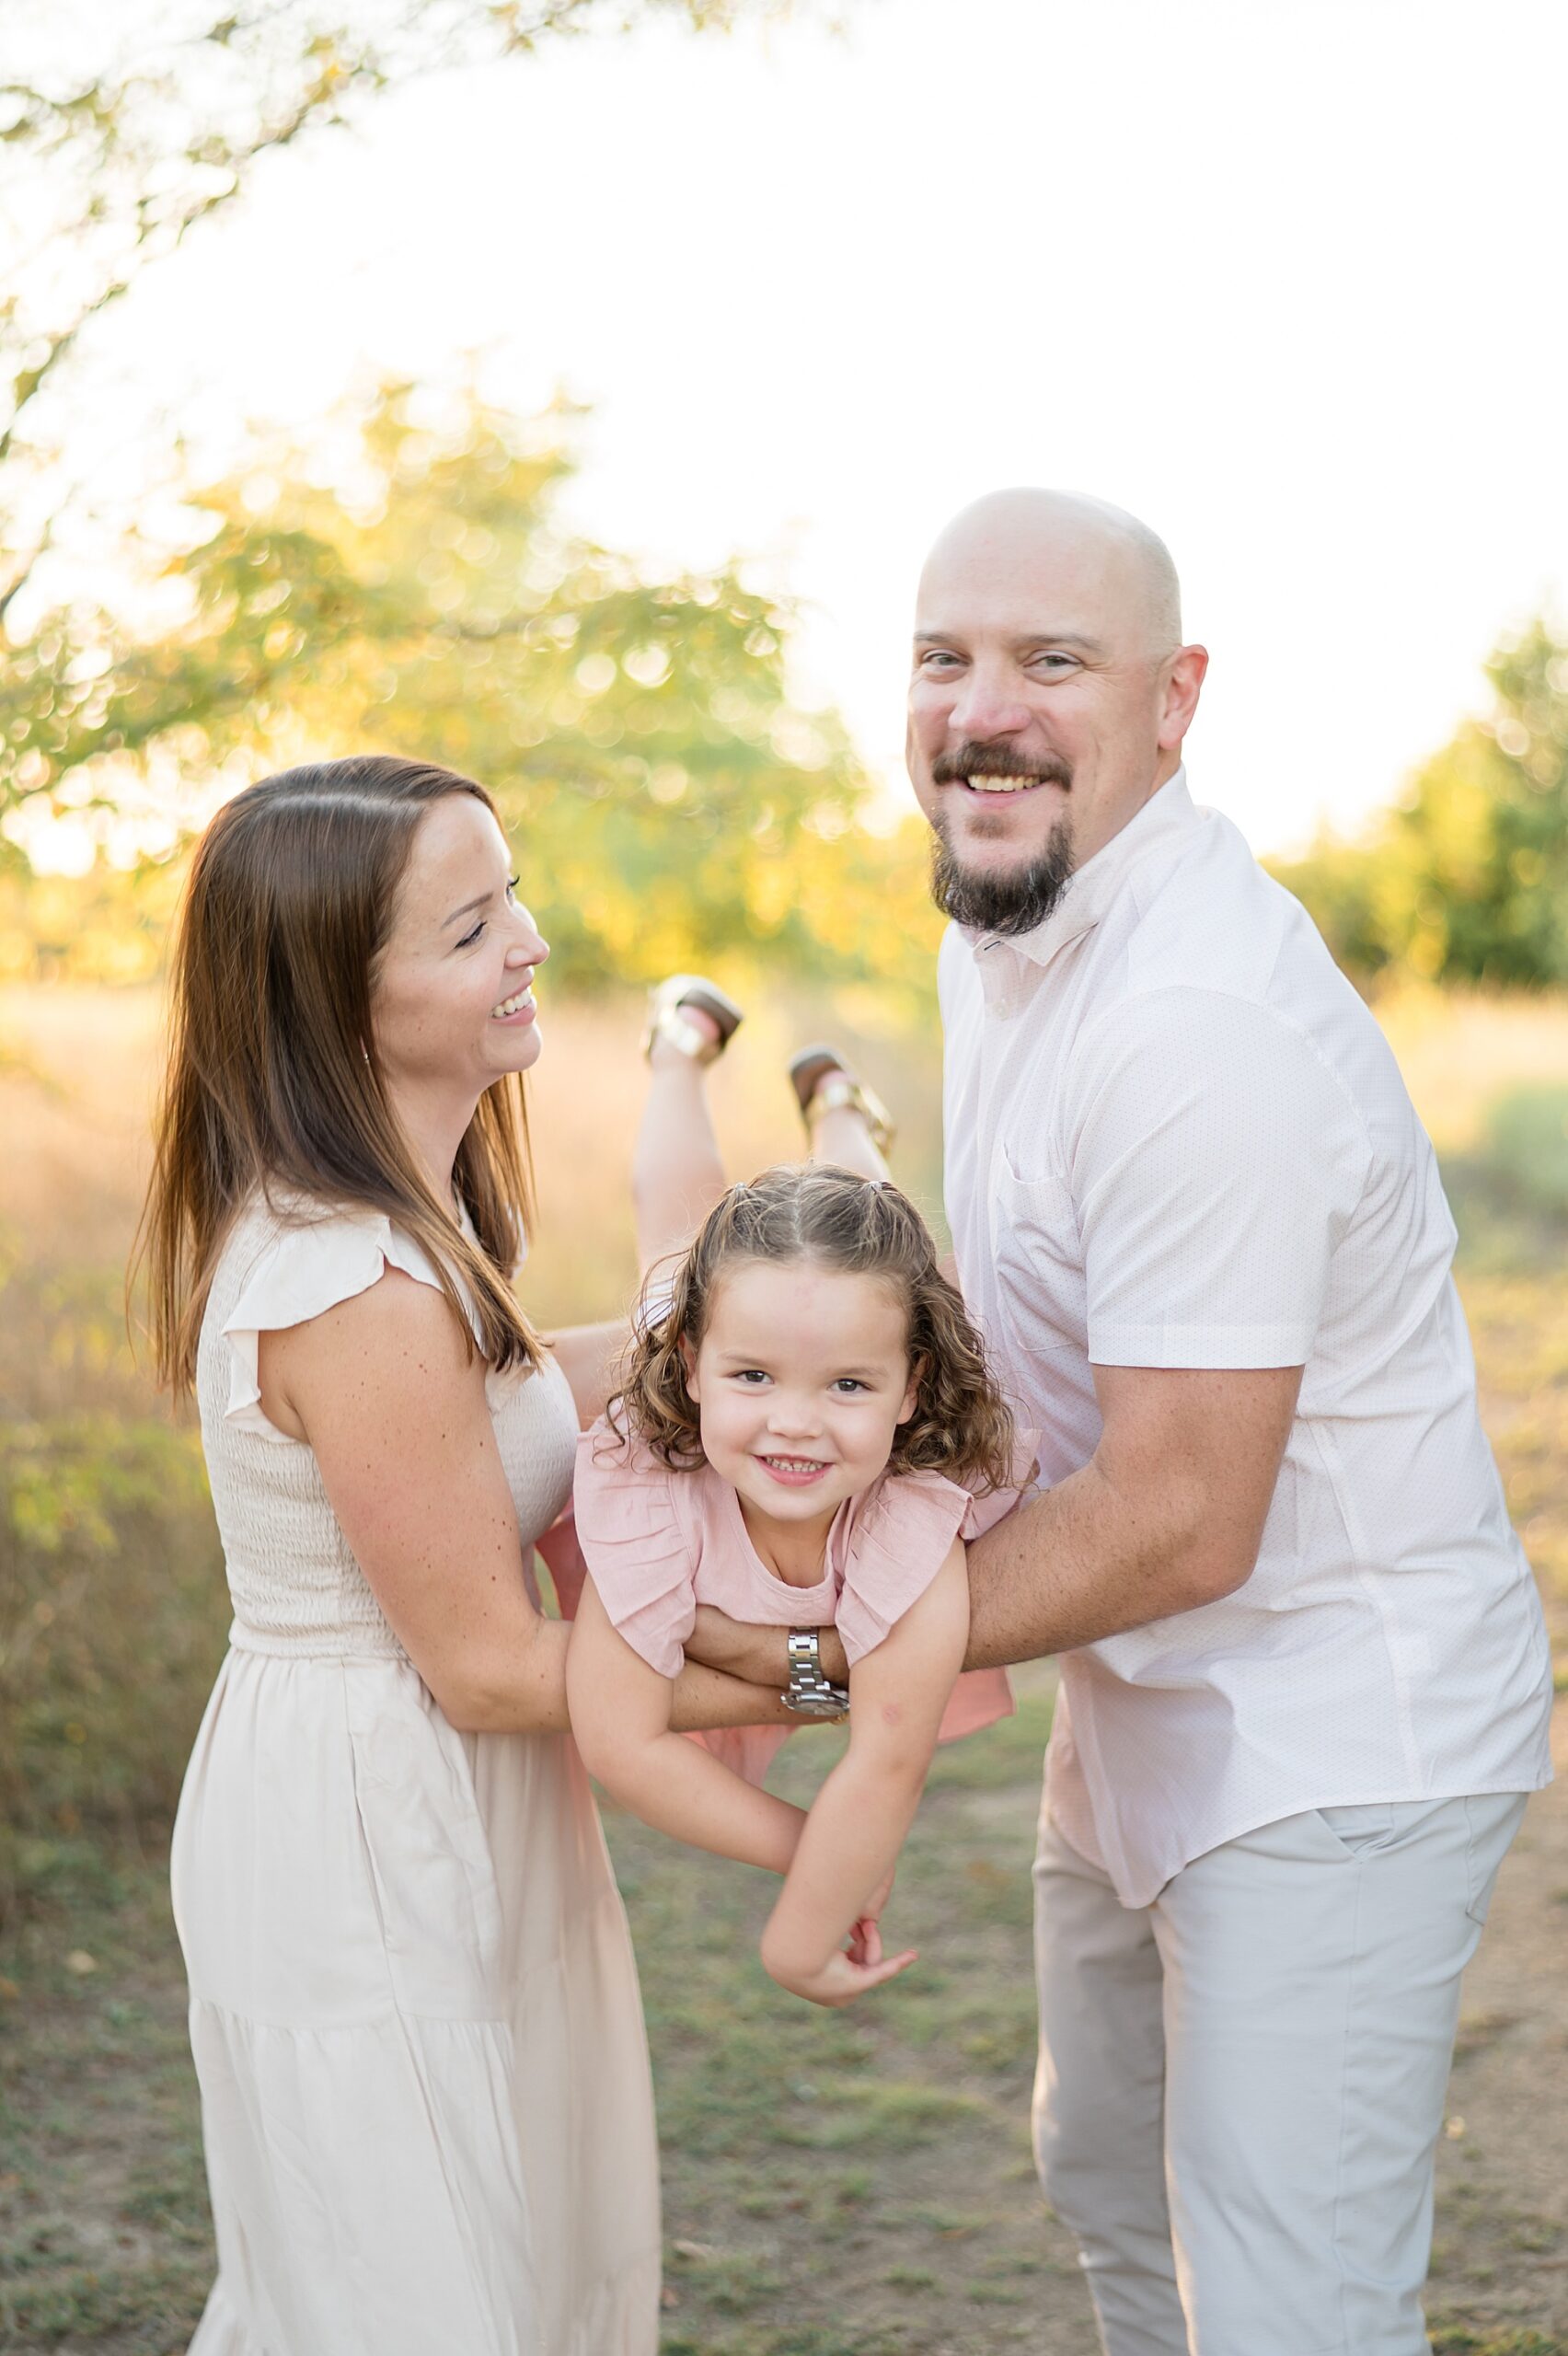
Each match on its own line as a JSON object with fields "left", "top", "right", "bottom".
{"left": 963, "top": 765, "right": 1200, "bottom": 973}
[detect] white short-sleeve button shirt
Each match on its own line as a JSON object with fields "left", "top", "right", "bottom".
{"left": 941, "top": 768, "right": 1552, "bottom": 1908}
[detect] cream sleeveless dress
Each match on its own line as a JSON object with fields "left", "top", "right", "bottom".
{"left": 170, "top": 1195, "right": 661, "bottom": 2356}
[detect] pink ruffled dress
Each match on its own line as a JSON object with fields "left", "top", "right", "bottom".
{"left": 571, "top": 1418, "right": 1027, "bottom": 1780}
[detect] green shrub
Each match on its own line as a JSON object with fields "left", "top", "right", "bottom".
{"left": 0, "top": 1256, "right": 228, "bottom": 1923}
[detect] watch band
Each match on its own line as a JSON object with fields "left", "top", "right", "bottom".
{"left": 781, "top": 1628, "right": 850, "bottom": 1718}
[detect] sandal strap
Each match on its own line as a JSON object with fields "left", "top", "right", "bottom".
{"left": 802, "top": 1074, "right": 896, "bottom": 1156}
{"left": 642, "top": 975, "right": 744, "bottom": 1068}
{"left": 656, "top": 1007, "right": 728, "bottom": 1066}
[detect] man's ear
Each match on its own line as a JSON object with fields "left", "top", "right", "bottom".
{"left": 1158, "top": 642, "right": 1208, "bottom": 752}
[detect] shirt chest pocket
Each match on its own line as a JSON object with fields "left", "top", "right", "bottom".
{"left": 990, "top": 1155, "right": 1088, "bottom": 1361}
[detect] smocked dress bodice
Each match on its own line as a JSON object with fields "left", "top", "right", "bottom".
{"left": 198, "top": 1195, "right": 577, "bottom": 1658}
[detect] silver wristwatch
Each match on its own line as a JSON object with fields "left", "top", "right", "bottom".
{"left": 781, "top": 1628, "right": 850, "bottom": 1719}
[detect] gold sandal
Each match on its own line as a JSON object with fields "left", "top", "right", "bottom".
{"left": 788, "top": 1043, "right": 896, "bottom": 1156}
{"left": 641, "top": 975, "right": 745, "bottom": 1067}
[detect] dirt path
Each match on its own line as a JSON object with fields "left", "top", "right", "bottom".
{"left": 1425, "top": 1709, "right": 1568, "bottom": 2347}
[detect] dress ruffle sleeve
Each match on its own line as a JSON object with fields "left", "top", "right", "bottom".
{"left": 841, "top": 1454, "right": 1045, "bottom": 1746}
{"left": 571, "top": 1421, "right": 698, "bottom": 1680}
{"left": 959, "top": 1426, "right": 1043, "bottom": 1540}
{"left": 836, "top": 1469, "right": 973, "bottom": 1668}
{"left": 223, "top": 1208, "right": 480, "bottom": 1446}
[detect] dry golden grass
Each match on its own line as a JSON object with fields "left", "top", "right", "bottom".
{"left": 1377, "top": 984, "right": 1568, "bottom": 1154}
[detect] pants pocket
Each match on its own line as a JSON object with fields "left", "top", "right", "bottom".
{"left": 1463, "top": 1791, "right": 1528, "bottom": 1927}
{"left": 1313, "top": 1801, "right": 1399, "bottom": 1858}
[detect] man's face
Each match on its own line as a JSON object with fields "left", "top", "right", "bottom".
{"left": 906, "top": 502, "right": 1204, "bottom": 934}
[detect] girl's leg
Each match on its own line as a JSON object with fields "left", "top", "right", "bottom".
{"left": 632, "top": 1007, "right": 729, "bottom": 1274}
{"left": 790, "top": 1049, "right": 894, "bottom": 1184}
{"left": 810, "top": 1094, "right": 893, "bottom": 1184}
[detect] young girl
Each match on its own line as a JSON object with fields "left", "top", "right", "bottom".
{"left": 566, "top": 980, "right": 1031, "bottom": 2009}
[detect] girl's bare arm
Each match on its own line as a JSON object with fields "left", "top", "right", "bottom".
{"left": 567, "top": 1579, "right": 806, "bottom": 1869}
{"left": 759, "top": 1542, "right": 970, "bottom": 2006}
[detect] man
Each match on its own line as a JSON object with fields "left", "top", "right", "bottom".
{"left": 909, "top": 488, "right": 1553, "bottom": 2350}
{"left": 688, "top": 486, "right": 1551, "bottom": 2348}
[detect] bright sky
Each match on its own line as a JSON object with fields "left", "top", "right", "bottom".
{"left": 57, "top": 0, "right": 1568, "bottom": 857}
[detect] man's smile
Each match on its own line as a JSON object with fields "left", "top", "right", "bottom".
{"left": 957, "top": 771, "right": 1055, "bottom": 796}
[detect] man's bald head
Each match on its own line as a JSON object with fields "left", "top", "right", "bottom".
{"left": 918, "top": 488, "right": 1182, "bottom": 661}
{"left": 906, "top": 488, "right": 1206, "bottom": 934}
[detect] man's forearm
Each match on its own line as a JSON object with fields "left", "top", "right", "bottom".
{"left": 962, "top": 1457, "right": 1228, "bottom": 1669}
{"left": 686, "top": 1472, "right": 1204, "bottom": 1685}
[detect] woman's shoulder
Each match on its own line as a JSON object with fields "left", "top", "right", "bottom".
{"left": 212, "top": 1189, "right": 479, "bottom": 1442}
{"left": 220, "top": 1190, "right": 457, "bottom": 1320}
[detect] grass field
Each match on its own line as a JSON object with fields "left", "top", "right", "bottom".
{"left": 2, "top": 978, "right": 1566, "bottom": 2354}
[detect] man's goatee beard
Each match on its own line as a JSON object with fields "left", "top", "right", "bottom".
{"left": 928, "top": 816, "right": 1077, "bottom": 937}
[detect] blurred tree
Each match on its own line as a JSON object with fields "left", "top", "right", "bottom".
{"left": 1, "top": 383, "right": 938, "bottom": 995}
{"left": 1270, "top": 618, "right": 1568, "bottom": 988}
{"left": 0, "top": 0, "right": 813, "bottom": 728}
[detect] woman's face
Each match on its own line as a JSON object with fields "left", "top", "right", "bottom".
{"left": 371, "top": 793, "right": 548, "bottom": 1098}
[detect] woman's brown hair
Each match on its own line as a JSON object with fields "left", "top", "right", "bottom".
{"left": 133, "top": 753, "right": 543, "bottom": 1391}
{"left": 610, "top": 1163, "right": 1016, "bottom": 1493}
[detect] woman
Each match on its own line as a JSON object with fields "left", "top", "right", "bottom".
{"left": 138, "top": 755, "right": 787, "bottom": 2356}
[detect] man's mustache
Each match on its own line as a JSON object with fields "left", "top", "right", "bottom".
{"left": 929, "top": 742, "right": 1074, "bottom": 790}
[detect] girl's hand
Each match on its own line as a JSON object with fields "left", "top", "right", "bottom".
{"left": 765, "top": 1938, "right": 917, "bottom": 2009}
{"left": 846, "top": 1864, "right": 897, "bottom": 1968}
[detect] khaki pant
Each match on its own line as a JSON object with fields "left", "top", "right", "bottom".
{"left": 1032, "top": 1792, "right": 1528, "bottom": 2355}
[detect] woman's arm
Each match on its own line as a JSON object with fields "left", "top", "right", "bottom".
{"left": 544, "top": 1320, "right": 630, "bottom": 1428}
{"left": 261, "top": 1272, "right": 786, "bottom": 1736}
{"left": 568, "top": 1579, "right": 805, "bottom": 1869}
{"left": 759, "top": 1541, "right": 969, "bottom": 2007}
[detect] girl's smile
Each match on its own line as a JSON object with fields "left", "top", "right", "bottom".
{"left": 757, "top": 1452, "right": 833, "bottom": 1487}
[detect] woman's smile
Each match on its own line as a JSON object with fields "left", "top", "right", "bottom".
{"left": 490, "top": 983, "right": 536, "bottom": 1024}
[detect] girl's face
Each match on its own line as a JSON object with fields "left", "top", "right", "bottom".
{"left": 684, "top": 1257, "right": 920, "bottom": 1530}
{"left": 372, "top": 794, "right": 548, "bottom": 1096}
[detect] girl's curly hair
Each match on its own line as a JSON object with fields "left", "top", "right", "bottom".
{"left": 608, "top": 1162, "right": 1016, "bottom": 1494}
